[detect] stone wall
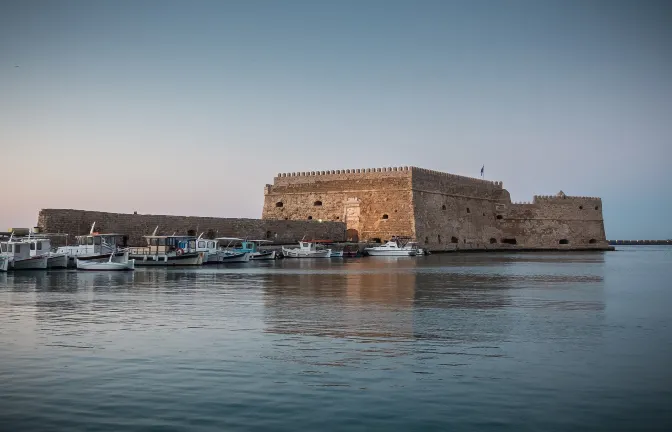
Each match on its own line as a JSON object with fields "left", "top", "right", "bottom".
{"left": 411, "top": 167, "right": 510, "bottom": 251}
{"left": 262, "top": 168, "right": 415, "bottom": 241}
{"left": 497, "top": 195, "right": 608, "bottom": 249}
{"left": 37, "top": 209, "right": 346, "bottom": 247}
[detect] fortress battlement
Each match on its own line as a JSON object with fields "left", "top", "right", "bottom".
{"left": 533, "top": 195, "right": 602, "bottom": 202}
{"left": 273, "top": 166, "right": 503, "bottom": 189}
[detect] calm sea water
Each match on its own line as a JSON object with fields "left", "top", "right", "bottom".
{"left": 1, "top": 247, "right": 671, "bottom": 431}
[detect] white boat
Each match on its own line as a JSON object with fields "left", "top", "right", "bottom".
{"left": 23, "top": 236, "right": 68, "bottom": 268}
{"left": 364, "top": 237, "right": 418, "bottom": 256}
{"left": 282, "top": 241, "right": 331, "bottom": 258}
{"left": 1, "top": 238, "right": 48, "bottom": 270}
{"left": 76, "top": 251, "right": 135, "bottom": 271}
{"left": 56, "top": 223, "right": 129, "bottom": 267}
{"left": 0, "top": 256, "right": 8, "bottom": 272}
{"left": 129, "top": 231, "right": 204, "bottom": 266}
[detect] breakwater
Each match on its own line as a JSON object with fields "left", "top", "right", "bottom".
{"left": 37, "top": 209, "right": 346, "bottom": 246}
{"left": 609, "top": 240, "right": 672, "bottom": 245}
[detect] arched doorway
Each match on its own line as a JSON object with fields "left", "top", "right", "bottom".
{"left": 346, "top": 229, "right": 359, "bottom": 242}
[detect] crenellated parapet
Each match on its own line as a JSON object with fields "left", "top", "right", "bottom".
{"left": 276, "top": 166, "right": 412, "bottom": 178}
{"left": 272, "top": 165, "right": 503, "bottom": 189}
{"left": 533, "top": 195, "right": 602, "bottom": 202}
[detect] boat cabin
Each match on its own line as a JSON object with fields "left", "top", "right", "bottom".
{"left": 25, "top": 238, "right": 52, "bottom": 257}
{"left": 56, "top": 233, "right": 127, "bottom": 257}
{"left": 0, "top": 240, "right": 32, "bottom": 261}
{"left": 139, "top": 235, "right": 198, "bottom": 255}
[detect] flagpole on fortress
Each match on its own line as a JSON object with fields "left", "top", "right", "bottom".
{"left": 480, "top": 165, "right": 484, "bottom": 178}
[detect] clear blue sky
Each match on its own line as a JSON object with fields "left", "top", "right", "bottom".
{"left": 1, "top": 0, "right": 670, "bottom": 239}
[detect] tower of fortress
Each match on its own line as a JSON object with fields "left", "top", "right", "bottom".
{"left": 262, "top": 166, "right": 609, "bottom": 251}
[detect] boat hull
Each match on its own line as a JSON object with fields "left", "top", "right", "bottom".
{"left": 76, "top": 259, "right": 135, "bottom": 271}
{"left": 282, "top": 247, "right": 331, "bottom": 258}
{"left": 329, "top": 250, "right": 344, "bottom": 258}
{"left": 11, "top": 256, "right": 49, "bottom": 270}
{"left": 67, "top": 252, "right": 127, "bottom": 268}
{"left": 365, "top": 249, "right": 417, "bottom": 257}
{"left": 219, "top": 252, "right": 251, "bottom": 263}
{"left": 47, "top": 254, "right": 69, "bottom": 269}
{"left": 0, "top": 257, "right": 8, "bottom": 272}
{"left": 250, "top": 250, "right": 276, "bottom": 260}
{"left": 131, "top": 252, "right": 203, "bottom": 266}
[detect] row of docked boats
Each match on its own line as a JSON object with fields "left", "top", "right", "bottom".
{"left": 0, "top": 225, "right": 423, "bottom": 272}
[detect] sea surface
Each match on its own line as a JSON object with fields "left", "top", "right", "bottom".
{"left": 1, "top": 247, "right": 671, "bottom": 431}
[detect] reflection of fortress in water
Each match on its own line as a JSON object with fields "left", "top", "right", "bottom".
{"left": 262, "top": 255, "right": 607, "bottom": 342}
{"left": 262, "top": 259, "right": 520, "bottom": 341}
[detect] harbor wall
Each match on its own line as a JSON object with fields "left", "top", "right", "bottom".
{"left": 37, "top": 209, "right": 346, "bottom": 247}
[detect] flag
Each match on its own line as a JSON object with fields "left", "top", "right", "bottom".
{"left": 480, "top": 165, "right": 484, "bottom": 177}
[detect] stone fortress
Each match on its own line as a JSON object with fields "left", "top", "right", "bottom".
{"left": 37, "top": 165, "right": 610, "bottom": 252}
{"left": 262, "top": 166, "right": 611, "bottom": 251}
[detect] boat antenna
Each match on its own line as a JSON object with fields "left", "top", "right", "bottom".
{"left": 152, "top": 226, "right": 158, "bottom": 236}
{"left": 197, "top": 232, "right": 204, "bottom": 240}
{"left": 89, "top": 222, "right": 96, "bottom": 235}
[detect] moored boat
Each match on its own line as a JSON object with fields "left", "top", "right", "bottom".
{"left": 0, "top": 256, "right": 8, "bottom": 272}
{"left": 1, "top": 238, "right": 48, "bottom": 270}
{"left": 282, "top": 240, "right": 331, "bottom": 258}
{"left": 129, "top": 233, "right": 204, "bottom": 266}
{"left": 56, "top": 223, "right": 129, "bottom": 267}
{"left": 23, "top": 236, "right": 68, "bottom": 268}
{"left": 364, "top": 236, "right": 418, "bottom": 256}
{"left": 76, "top": 251, "right": 135, "bottom": 271}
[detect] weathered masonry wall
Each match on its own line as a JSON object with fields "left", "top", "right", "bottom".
{"left": 410, "top": 167, "right": 509, "bottom": 251}
{"left": 38, "top": 209, "right": 346, "bottom": 246}
{"left": 497, "top": 195, "right": 609, "bottom": 249}
{"left": 262, "top": 167, "right": 415, "bottom": 241}
{"left": 261, "top": 165, "right": 611, "bottom": 252}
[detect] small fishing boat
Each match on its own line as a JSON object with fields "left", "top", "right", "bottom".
{"left": 24, "top": 236, "right": 68, "bottom": 268}
{"left": 1, "top": 237, "right": 48, "bottom": 270}
{"left": 364, "top": 236, "right": 418, "bottom": 256}
{"left": 129, "top": 231, "right": 204, "bottom": 266}
{"left": 211, "top": 238, "right": 251, "bottom": 263}
{"left": 232, "top": 239, "right": 276, "bottom": 260}
{"left": 282, "top": 240, "right": 331, "bottom": 258}
{"left": 56, "top": 223, "right": 129, "bottom": 267}
{"left": 76, "top": 251, "right": 135, "bottom": 271}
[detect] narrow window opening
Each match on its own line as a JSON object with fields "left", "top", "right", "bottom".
{"left": 589, "top": 239, "right": 597, "bottom": 244}
{"left": 559, "top": 239, "right": 569, "bottom": 245}
{"left": 275, "top": 201, "right": 283, "bottom": 207}
{"left": 595, "top": 206, "right": 599, "bottom": 210}
{"left": 313, "top": 200, "right": 322, "bottom": 206}
{"left": 490, "top": 238, "right": 497, "bottom": 244}
{"left": 466, "top": 207, "right": 470, "bottom": 213}
{"left": 496, "top": 215, "right": 503, "bottom": 220}
{"left": 307, "top": 216, "right": 313, "bottom": 220}
{"left": 266, "top": 230, "right": 272, "bottom": 239}
{"left": 438, "top": 235, "right": 441, "bottom": 243}
{"left": 579, "top": 205, "right": 583, "bottom": 210}
{"left": 451, "top": 236, "right": 458, "bottom": 243}
{"left": 502, "top": 238, "right": 517, "bottom": 245}
{"left": 187, "top": 229, "right": 196, "bottom": 236}
{"left": 442, "top": 205, "right": 446, "bottom": 210}
{"left": 424, "top": 237, "right": 429, "bottom": 244}
{"left": 382, "top": 214, "right": 389, "bottom": 220}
